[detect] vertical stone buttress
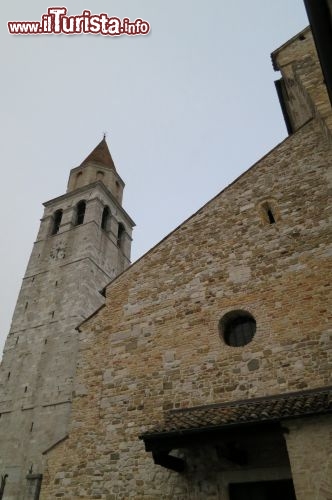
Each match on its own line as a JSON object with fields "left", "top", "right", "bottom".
{"left": 0, "top": 138, "right": 134, "bottom": 499}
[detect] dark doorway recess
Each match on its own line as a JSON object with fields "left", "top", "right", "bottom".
{"left": 229, "top": 479, "right": 296, "bottom": 500}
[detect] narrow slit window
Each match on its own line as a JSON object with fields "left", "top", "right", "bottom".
{"left": 30, "top": 422, "right": 34, "bottom": 432}
{"left": 261, "top": 201, "right": 278, "bottom": 225}
{"left": 267, "top": 208, "right": 276, "bottom": 224}
{"left": 24, "top": 386, "right": 28, "bottom": 393}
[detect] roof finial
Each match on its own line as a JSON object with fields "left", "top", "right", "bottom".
{"left": 103, "top": 131, "right": 107, "bottom": 140}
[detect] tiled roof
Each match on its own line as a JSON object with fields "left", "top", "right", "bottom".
{"left": 143, "top": 387, "right": 332, "bottom": 437}
{"left": 81, "top": 138, "right": 116, "bottom": 170}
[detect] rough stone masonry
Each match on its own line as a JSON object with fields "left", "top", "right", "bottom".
{"left": 40, "top": 29, "right": 332, "bottom": 500}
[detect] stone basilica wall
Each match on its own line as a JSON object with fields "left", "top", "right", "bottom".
{"left": 34, "top": 30, "right": 332, "bottom": 500}
{"left": 41, "top": 111, "right": 332, "bottom": 498}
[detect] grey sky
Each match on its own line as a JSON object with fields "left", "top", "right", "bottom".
{"left": 0, "top": 1, "right": 308, "bottom": 356}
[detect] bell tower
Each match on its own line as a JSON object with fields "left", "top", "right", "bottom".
{"left": 0, "top": 138, "right": 134, "bottom": 499}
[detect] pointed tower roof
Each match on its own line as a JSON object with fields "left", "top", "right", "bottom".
{"left": 80, "top": 137, "right": 116, "bottom": 170}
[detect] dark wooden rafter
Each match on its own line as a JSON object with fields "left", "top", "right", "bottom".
{"left": 141, "top": 422, "right": 282, "bottom": 473}
{"left": 152, "top": 451, "right": 186, "bottom": 473}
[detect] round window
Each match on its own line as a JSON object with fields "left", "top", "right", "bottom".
{"left": 219, "top": 310, "right": 256, "bottom": 347}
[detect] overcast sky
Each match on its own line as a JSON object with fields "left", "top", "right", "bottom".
{"left": 0, "top": 1, "right": 309, "bottom": 356}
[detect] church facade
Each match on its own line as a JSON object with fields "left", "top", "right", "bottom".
{"left": 1, "top": 27, "right": 332, "bottom": 500}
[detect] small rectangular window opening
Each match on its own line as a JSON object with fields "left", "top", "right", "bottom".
{"left": 30, "top": 422, "right": 34, "bottom": 432}
{"left": 24, "top": 386, "right": 28, "bottom": 393}
{"left": 25, "top": 302, "right": 29, "bottom": 311}
{"left": 7, "top": 372, "right": 11, "bottom": 380}
{"left": 51, "top": 311, "right": 55, "bottom": 319}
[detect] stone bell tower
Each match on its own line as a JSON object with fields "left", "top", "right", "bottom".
{"left": 0, "top": 138, "right": 134, "bottom": 499}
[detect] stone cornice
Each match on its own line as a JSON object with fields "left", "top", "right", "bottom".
{"left": 43, "top": 181, "right": 135, "bottom": 227}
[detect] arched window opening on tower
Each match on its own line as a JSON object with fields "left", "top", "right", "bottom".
{"left": 75, "top": 201, "right": 86, "bottom": 226}
{"left": 51, "top": 209, "right": 63, "bottom": 235}
{"left": 101, "top": 206, "right": 110, "bottom": 231}
{"left": 117, "top": 223, "right": 125, "bottom": 249}
{"left": 96, "top": 171, "right": 105, "bottom": 181}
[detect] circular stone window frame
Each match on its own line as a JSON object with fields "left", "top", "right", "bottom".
{"left": 219, "top": 309, "right": 256, "bottom": 347}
